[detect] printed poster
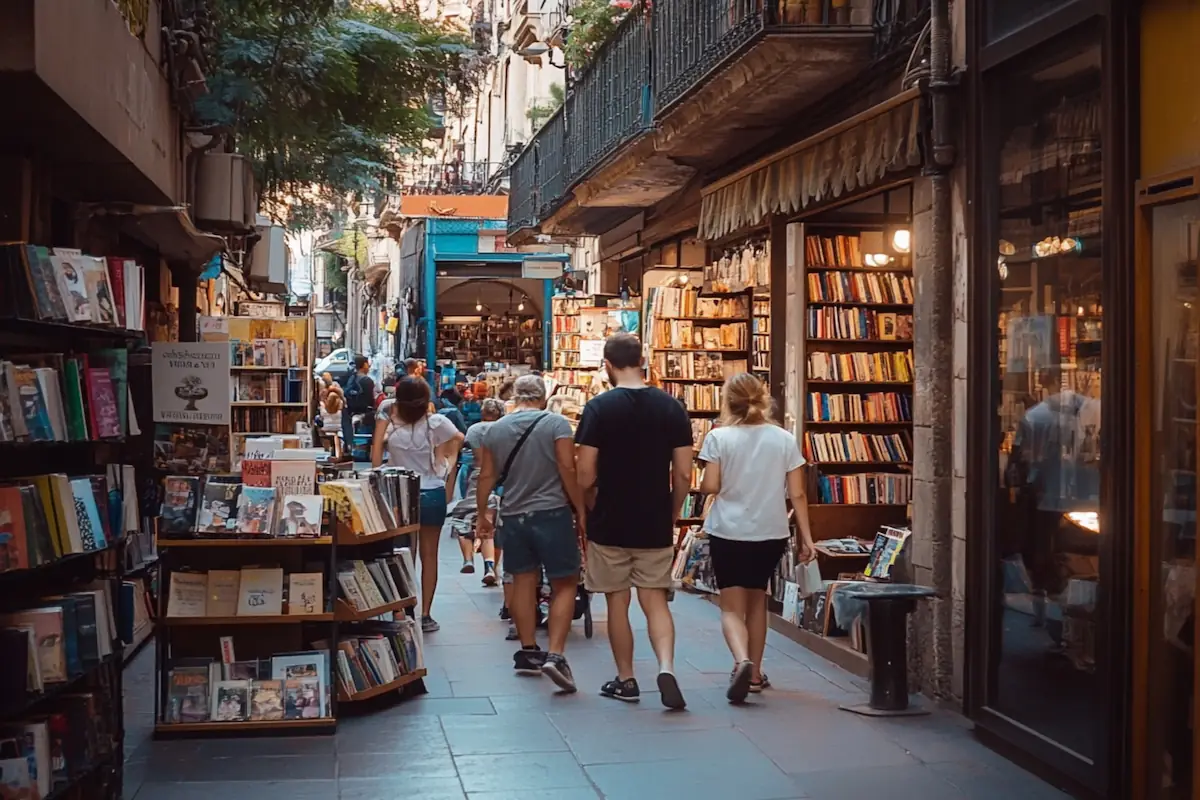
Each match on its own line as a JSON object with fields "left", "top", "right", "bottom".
{"left": 153, "top": 342, "right": 232, "bottom": 425}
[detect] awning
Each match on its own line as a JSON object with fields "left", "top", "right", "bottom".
{"left": 79, "top": 203, "right": 226, "bottom": 268}
{"left": 698, "top": 88, "right": 923, "bottom": 240}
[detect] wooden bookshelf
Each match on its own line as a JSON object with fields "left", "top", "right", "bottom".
{"left": 157, "top": 537, "right": 334, "bottom": 548}
{"left": 335, "top": 596, "right": 417, "bottom": 622}
{"left": 154, "top": 718, "right": 336, "bottom": 735}
{"left": 338, "top": 668, "right": 427, "bottom": 702}
{"left": 334, "top": 524, "right": 420, "bottom": 546}
{"left": 437, "top": 314, "right": 542, "bottom": 365}
{"left": 548, "top": 294, "right": 641, "bottom": 426}
{"left": 161, "top": 613, "right": 335, "bottom": 626}
{"left": 798, "top": 223, "right": 913, "bottom": 543}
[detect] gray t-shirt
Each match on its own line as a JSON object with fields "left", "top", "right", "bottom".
{"left": 462, "top": 420, "right": 496, "bottom": 499}
{"left": 480, "top": 410, "right": 574, "bottom": 515}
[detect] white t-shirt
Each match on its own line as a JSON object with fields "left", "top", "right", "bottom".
{"left": 698, "top": 424, "right": 805, "bottom": 542}
{"left": 380, "top": 413, "right": 459, "bottom": 489}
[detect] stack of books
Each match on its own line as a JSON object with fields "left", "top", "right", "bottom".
{"left": 0, "top": 244, "right": 146, "bottom": 330}
{"left": 334, "top": 620, "right": 423, "bottom": 697}
{"left": 0, "top": 350, "right": 134, "bottom": 443}
{"left": 166, "top": 568, "right": 327, "bottom": 618}
{"left": 159, "top": 473, "right": 324, "bottom": 540}
{"left": 336, "top": 551, "right": 418, "bottom": 614}
{"left": 806, "top": 350, "right": 914, "bottom": 382}
{"left": 802, "top": 431, "right": 912, "bottom": 463}
{"left": 163, "top": 650, "right": 332, "bottom": 723}
{"left": 0, "top": 586, "right": 119, "bottom": 697}
{"left": 806, "top": 392, "right": 912, "bottom": 423}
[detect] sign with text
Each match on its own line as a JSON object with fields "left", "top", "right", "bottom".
{"left": 521, "top": 259, "right": 564, "bottom": 280}
{"left": 152, "top": 342, "right": 232, "bottom": 425}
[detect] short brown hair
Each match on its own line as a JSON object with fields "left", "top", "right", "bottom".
{"left": 720, "top": 372, "right": 774, "bottom": 426}
{"left": 603, "top": 333, "right": 642, "bottom": 370}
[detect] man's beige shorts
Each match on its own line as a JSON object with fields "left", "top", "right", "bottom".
{"left": 585, "top": 543, "right": 675, "bottom": 593}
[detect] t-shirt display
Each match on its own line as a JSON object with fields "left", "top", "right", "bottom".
{"left": 481, "top": 410, "right": 575, "bottom": 515}
{"left": 698, "top": 424, "right": 805, "bottom": 542}
{"left": 574, "top": 386, "right": 694, "bottom": 549}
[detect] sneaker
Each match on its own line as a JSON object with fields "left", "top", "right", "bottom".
{"left": 513, "top": 646, "right": 546, "bottom": 674}
{"left": 482, "top": 566, "right": 497, "bottom": 587}
{"left": 505, "top": 623, "right": 519, "bottom": 641}
{"left": 727, "top": 660, "right": 753, "bottom": 704}
{"left": 656, "top": 671, "right": 686, "bottom": 710}
{"left": 460, "top": 560, "right": 475, "bottom": 574}
{"left": 541, "top": 654, "right": 577, "bottom": 693}
{"left": 749, "top": 673, "right": 770, "bottom": 694}
{"left": 600, "top": 677, "right": 640, "bottom": 703}
{"left": 421, "top": 615, "right": 440, "bottom": 633}
{"left": 499, "top": 605, "right": 511, "bottom": 621}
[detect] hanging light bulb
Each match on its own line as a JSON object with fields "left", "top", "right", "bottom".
{"left": 475, "top": 299, "right": 483, "bottom": 312}
{"left": 891, "top": 228, "right": 911, "bottom": 253}
{"left": 677, "top": 273, "right": 690, "bottom": 286}
{"left": 518, "top": 295, "right": 526, "bottom": 312}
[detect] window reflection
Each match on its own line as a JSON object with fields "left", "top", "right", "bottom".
{"left": 991, "top": 44, "right": 1103, "bottom": 759}
{"left": 1149, "top": 198, "right": 1199, "bottom": 798}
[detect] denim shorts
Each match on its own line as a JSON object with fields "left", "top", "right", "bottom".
{"left": 419, "top": 487, "right": 448, "bottom": 528}
{"left": 496, "top": 506, "right": 580, "bottom": 580}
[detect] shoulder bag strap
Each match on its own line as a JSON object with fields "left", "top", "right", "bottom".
{"left": 496, "top": 414, "right": 546, "bottom": 489}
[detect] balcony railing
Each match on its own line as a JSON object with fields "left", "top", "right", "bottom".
{"left": 509, "top": 148, "right": 538, "bottom": 233}
{"left": 565, "top": 12, "right": 652, "bottom": 184}
{"left": 401, "top": 161, "right": 508, "bottom": 196}
{"left": 538, "top": 110, "right": 567, "bottom": 217}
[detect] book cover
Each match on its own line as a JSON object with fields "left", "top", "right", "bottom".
{"left": 12, "top": 367, "right": 52, "bottom": 442}
{"left": 49, "top": 252, "right": 92, "bottom": 323}
{"left": 283, "top": 677, "right": 322, "bottom": 719}
{"left": 83, "top": 368, "right": 121, "bottom": 439}
{"left": 2, "top": 608, "right": 66, "bottom": 682}
{"left": 0, "top": 486, "right": 28, "bottom": 572}
{"left": 211, "top": 680, "right": 251, "bottom": 722}
{"left": 22, "top": 245, "right": 66, "bottom": 321}
{"left": 240, "top": 459, "right": 272, "bottom": 487}
{"left": 278, "top": 495, "right": 322, "bottom": 538}
{"left": 80, "top": 256, "right": 118, "bottom": 326}
{"left": 93, "top": 348, "right": 129, "bottom": 434}
{"left": 287, "top": 573, "right": 324, "bottom": 615}
{"left": 249, "top": 679, "right": 284, "bottom": 721}
{"left": 235, "top": 486, "right": 276, "bottom": 535}
{"left": 62, "top": 359, "right": 89, "bottom": 440}
{"left": 68, "top": 478, "right": 106, "bottom": 552}
{"left": 271, "top": 460, "right": 316, "bottom": 497}
{"left": 205, "top": 570, "right": 241, "bottom": 617}
{"left": 104, "top": 257, "right": 129, "bottom": 329}
{"left": 195, "top": 481, "right": 241, "bottom": 534}
{"left": 160, "top": 476, "right": 200, "bottom": 536}
{"left": 166, "top": 572, "right": 208, "bottom": 618}
{"left": 271, "top": 652, "right": 328, "bottom": 717}
{"left": 237, "top": 567, "right": 284, "bottom": 616}
{"left": 165, "top": 665, "right": 210, "bottom": 723}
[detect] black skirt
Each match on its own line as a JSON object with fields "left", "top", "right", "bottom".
{"left": 708, "top": 535, "right": 788, "bottom": 591}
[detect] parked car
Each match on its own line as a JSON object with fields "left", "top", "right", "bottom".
{"left": 314, "top": 348, "right": 356, "bottom": 385}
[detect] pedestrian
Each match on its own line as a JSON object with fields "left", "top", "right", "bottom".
{"left": 698, "top": 372, "right": 815, "bottom": 703}
{"left": 574, "top": 333, "right": 693, "bottom": 709}
{"left": 371, "top": 376, "right": 465, "bottom": 633}
{"left": 475, "top": 374, "right": 585, "bottom": 692}
{"left": 447, "top": 398, "right": 504, "bottom": 584}
{"left": 342, "top": 356, "right": 375, "bottom": 456}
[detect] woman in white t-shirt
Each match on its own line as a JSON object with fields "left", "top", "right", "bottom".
{"left": 371, "top": 376, "right": 464, "bottom": 633}
{"left": 698, "top": 372, "right": 816, "bottom": 703}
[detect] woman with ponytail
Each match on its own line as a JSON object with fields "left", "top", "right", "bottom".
{"left": 697, "top": 372, "right": 816, "bottom": 703}
{"left": 372, "top": 376, "right": 465, "bottom": 633}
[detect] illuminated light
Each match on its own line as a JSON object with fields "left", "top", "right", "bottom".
{"left": 891, "top": 228, "right": 911, "bottom": 253}
{"left": 677, "top": 273, "right": 690, "bottom": 286}
{"left": 1077, "top": 306, "right": 1085, "bottom": 316}
{"left": 1064, "top": 511, "right": 1100, "bottom": 534}
{"left": 997, "top": 256, "right": 1008, "bottom": 281}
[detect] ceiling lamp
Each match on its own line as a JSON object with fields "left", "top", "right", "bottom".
{"left": 518, "top": 295, "right": 527, "bottom": 311}
{"left": 475, "top": 299, "right": 483, "bottom": 312}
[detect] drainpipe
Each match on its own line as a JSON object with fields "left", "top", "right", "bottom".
{"left": 922, "top": 0, "right": 956, "bottom": 700}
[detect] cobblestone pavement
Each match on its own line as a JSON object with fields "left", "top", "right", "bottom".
{"left": 122, "top": 544, "right": 1072, "bottom": 799}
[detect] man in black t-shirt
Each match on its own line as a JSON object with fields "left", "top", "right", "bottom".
{"left": 575, "top": 333, "right": 693, "bottom": 709}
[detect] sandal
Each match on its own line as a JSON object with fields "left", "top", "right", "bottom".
{"left": 749, "top": 673, "right": 770, "bottom": 693}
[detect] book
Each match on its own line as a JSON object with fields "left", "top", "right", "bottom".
{"left": 288, "top": 573, "right": 324, "bottom": 615}
{"left": 160, "top": 476, "right": 201, "bottom": 536}
{"left": 237, "top": 567, "right": 284, "bottom": 616}
{"left": 277, "top": 495, "right": 323, "bottom": 538}
{"left": 241, "top": 459, "right": 272, "bottom": 487}
{"left": 271, "top": 460, "right": 316, "bottom": 497}
{"left": 284, "top": 677, "right": 322, "bottom": 719}
{"left": 196, "top": 480, "right": 242, "bottom": 534}
{"left": 49, "top": 251, "right": 92, "bottom": 323}
{"left": 0, "top": 608, "right": 66, "bottom": 683}
{"left": 68, "top": 478, "right": 107, "bottom": 552}
{"left": 205, "top": 570, "right": 241, "bottom": 617}
{"left": 165, "top": 664, "right": 211, "bottom": 723}
{"left": 79, "top": 256, "right": 119, "bottom": 326}
{"left": 235, "top": 486, "right": 277, "bottom": 535}
{"left": 249, "top": 679, "right": 284, "bottom": 721}
{"left": 211, "top": 680, "right": 251, "bottom": 722}
{"left": 271, "top": 651, "right": 329, "bottom": 717}
{"left": 167, "top": 572, "right": 208, "bottom": 618}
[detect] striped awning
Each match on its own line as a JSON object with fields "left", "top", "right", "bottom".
{"left": 698, "top": 88, "right": 924, "bottom": 240}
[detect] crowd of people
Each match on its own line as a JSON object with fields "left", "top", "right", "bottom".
{"left": 358, "top": 332, "right": 817, "bottom": 707}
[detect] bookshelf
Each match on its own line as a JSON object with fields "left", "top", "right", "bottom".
{"left": 548, "top": 294, "right": 641, "bottom": 427}
{"left": 0, "top": 274, "right": 154, "bottom": 800}
{"left": 201, "top": 315, "right": 315, "bottom": 466}
{"left": 436, "top": 314, "right": 542, "bottom": 366}
{"left": 152, "top": 467, "right": 426, "bottom": 736}
{"left": 798, "top": 225, "right": 914, "bottom": 544}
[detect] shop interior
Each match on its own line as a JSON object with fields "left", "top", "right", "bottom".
{"left": 434, "top": 277, "right": 545, "bottom": 380}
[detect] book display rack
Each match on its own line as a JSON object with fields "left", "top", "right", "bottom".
{"left": 437, "top": 314, "right": 542, "bottom": 366}
{"left": 0, "top": 293, "right": 153, "bottom": 799}
{"left": 548, "top": 294, "right": 640, "bottom": 427}
{"left": 153, "top": 465, "right": 426, "bottom": 737}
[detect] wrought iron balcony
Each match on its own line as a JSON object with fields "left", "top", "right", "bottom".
{"left": 508, "top": 146, "right": 538, "bottom": 235}
{"left": 401, "top": 161, "right": 508, "bottom": 196}
{"left": 565, "top": 12, "right": 652, "bottom": 184}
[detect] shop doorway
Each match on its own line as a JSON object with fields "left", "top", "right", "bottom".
{"left": 434, "top": 277, "right": 546, "bottom": 373}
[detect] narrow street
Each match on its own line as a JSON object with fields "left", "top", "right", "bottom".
{"left": 122, "top": 546, "right": 1069, "bottom": 800}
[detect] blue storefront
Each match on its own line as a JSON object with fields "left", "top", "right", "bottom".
{"left": 419, "top": 217, "right": 567, "bottom": 375}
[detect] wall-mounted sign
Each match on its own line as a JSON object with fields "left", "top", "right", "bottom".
{"left": 237, "top": 300, "right": 286, "bottom": 318}
{"left": 478, "top": 232, "right": 512, "bottom": 253}
{"left": 152, "top": 342, "right": 232, "bottom": 425}
{"left": 521, "top": 259, "right": 564, "bottom": 280}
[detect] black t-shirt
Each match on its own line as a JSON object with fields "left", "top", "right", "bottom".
{"left": 574, "top": 386, "right": 694, "bottom": 549}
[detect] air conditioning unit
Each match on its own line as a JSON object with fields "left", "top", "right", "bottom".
{"left": 196, "top": 153, "right": 255, "bottom": 232}
{"left": 249, "top": 222, "right": 287, "bottom": 286}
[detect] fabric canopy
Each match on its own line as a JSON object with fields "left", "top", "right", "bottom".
{"left": 698, "top": 88, "right": 924, "bottom": 240}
